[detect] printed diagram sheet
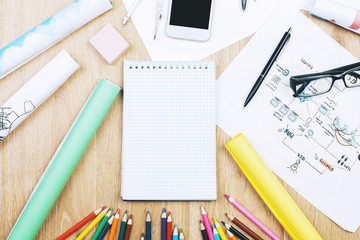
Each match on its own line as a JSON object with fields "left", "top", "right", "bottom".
{"left": 268, "top": 59, "right": 360, "bottom": 176}
{"left": 217, "top": 5, "right": 360, "bottom": 232}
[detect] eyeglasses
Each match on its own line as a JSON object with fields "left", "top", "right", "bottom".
{"left": 290, "top": 62, "right": 360, "bottom": 97}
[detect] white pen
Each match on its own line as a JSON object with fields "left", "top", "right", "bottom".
{"left": 153, "top": 0, "right": 164, "bottom": 39}
{"left": 123, "top": 0, "right": 142, "bottom": 25}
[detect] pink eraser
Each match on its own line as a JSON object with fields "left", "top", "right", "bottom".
{"left": 90, "top": 23, "right": 130, "bottom": 64}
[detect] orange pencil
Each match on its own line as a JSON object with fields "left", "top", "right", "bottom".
{"left": 108, "top": 209, "right": 120, "bottom": 240}
{"left": 226, "top": 230, "right": 237, "bottom": 240}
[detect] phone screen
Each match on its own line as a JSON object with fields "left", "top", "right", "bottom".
{"left": 169, "top": 0, "right": 212, "bottom": 30}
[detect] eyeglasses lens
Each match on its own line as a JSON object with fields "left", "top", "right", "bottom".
{"left": 344, "top": 72, "right": 360, "bottom": 88}
{"left": 296, "top": 77, "right": 333, "bottom": 96}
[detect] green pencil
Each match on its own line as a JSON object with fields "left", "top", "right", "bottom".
{"left": 91, "top": 208, "right": 112, "bottom": 240}
{"left": 118, "top": 210, "right": 128, "bottom": 240}
{"left": 179, "top": 228, "right": 184, "bottom": 240}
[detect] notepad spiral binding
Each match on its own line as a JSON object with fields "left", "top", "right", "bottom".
{"left": 126, "top": 61, "right": 212, "bottom": 70}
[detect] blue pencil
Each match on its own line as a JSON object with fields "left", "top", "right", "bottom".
{"left": 172, "top": 224, "right": 178, "bottom": 240}
{"left": 146, "top": 211, "right": 151, "bottom": 240}
{"left": 212, "top": 224, "right": 221, "bottom": 240}
{"left": 97, "top": 214, "right": 114, "bottom": 240}
{"left": 161, "top": 208, "right": 166, "bottom": 240}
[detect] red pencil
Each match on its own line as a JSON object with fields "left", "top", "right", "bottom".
{"left": 124, "top": 215, "right": 133, "bottom": 240}
{"left": 56, "top": 207, "right": 104, "bottom": 240}
{"left": 166, "top": 212, "right": 172, "bottom": 240}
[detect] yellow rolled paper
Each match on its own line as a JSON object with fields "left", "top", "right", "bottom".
{"left": 226, "top": 133, "right": 322, "bottom": 240}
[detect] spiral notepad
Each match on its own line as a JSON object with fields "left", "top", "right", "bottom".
{"left": 122, "top": 61, "right": 216, "bottom": 200}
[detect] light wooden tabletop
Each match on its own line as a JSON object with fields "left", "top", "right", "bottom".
{"left": 1, "top": 0, "right": 360, "bottom": 239}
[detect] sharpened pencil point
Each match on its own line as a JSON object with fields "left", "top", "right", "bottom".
{"left": 163, "top": 208, "right": 166, "bottom": 213}
{"left": 147, "top": 210, "right": 149, "bottom": 214}
{"left": 221, "top": 221, "right": 226, "bottom": 226}
{"left": 125, "top": 210, "right": 127, "bottom": 214}
{"left": 224, "top": 194, "right": 229, "bottom": 198}
{"left": 142, "top": 233, "right": 144, "bottom": 236}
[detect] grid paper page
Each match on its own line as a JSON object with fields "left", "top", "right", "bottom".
{"left": 122, "top": 61, "right": 216, "bottom": 200}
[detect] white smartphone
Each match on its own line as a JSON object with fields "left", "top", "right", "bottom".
{"left": 166, "top": 0, "right": 214, "bottom": 42}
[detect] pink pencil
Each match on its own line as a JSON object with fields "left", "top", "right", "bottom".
{"left": 225, "top": 194, "right": 281, "bottom": 240}
{"left": 200, "top": 206, "right": 215, "bottom": 240}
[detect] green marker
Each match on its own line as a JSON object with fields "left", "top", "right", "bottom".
{"left": 118, "top": 210, "right": 128, "bottom": 240}
{"left": 91, "top": 208, "right": 112, "bottom": 240}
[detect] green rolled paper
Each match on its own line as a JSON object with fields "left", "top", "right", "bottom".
{"left": 8, "top": 78, "right": 120, "bottom": 240}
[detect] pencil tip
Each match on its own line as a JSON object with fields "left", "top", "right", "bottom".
{"left": 225, "top": 213, "right": 228, "bottom": 216}
{"left": 142, "top": 233, "right": 144, "bottom": 237}
{"left": 224, "top": 194, "right": 229, "bottom": 198}
{"left": 163, "top": 208, "right": 166, "bottom": 212}
{"left": 221, "top": 221, "right": 225, "bottom": 225}
{"left": 125, "top": 210, "right": 127, "bottom": 214}
{"left": 147, "top": 210, "right": 149, "bottom": 214}
{"left": 174, "top": 224, "right": 177, "bottom": 228}
{"left": 200, "top": 220, "right": 202, "bottom": 224}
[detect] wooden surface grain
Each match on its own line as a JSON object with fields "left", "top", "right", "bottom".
{"left": 1, "top": 1, "right": 360, "bottom": 239}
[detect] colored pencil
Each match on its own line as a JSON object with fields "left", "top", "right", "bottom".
{"left": 221, "top": 221, "right": 249, "bottom": 240}
{"left": 124, "top": 215, "right": 133, "bottom": 240}
{"left": 225, "top": 194, "right": 280, "bottom": 240}
{"left": 212, "top": 224, "right": 221, "bottom": 240}
{"left": 201, "top": 206, "right": 215, "bottom": 240}
{"left": 108, "top": 209, "right": 120, "bottom": 240}
{"left": 75, "top": 207, "right": 110, "bottom": 240}
{"left": 167, "top": 212, "right": 173, "bottom": 240}
{"left": 161, "top": 208, "right": 167, "bottom": 240}
{"left": 118, "top": 210, "right": 128, "bottom": 240}
{"left": 146, "top": 211, "right": 151, "bottom": 240}
{"left": 179, "top": 228, "right": 184, "bottom": 240}
{"left": 98, "top": 214, "right": 115, "bottom": 240}
{"left": 226, "top": 229, "right": 237, "bottom": 240}
{"left": 226, "top": 213, "right": 263, "bottom": 240}
{"left": 56, "top": 207, "right": 103, "bottom": 240}
{"left": 91, "top": 208, "right": 113, "bottom": 240}
{"left": 213, "top": 218, "right": 228, "bottom": 240}
{"left": 200, "top": 220, "right": 209, "bottom": 240}
{"left": 141, "top": 233, "right": 145, "bottom": 240}
{"left": 172, "top": 224, "right": 178, "bottom": 240}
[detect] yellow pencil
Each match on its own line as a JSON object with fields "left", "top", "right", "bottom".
{"left": 213, "top": 218, "right": 228, "bottom": 240}
{"left": 75, "top": 207, "right": 110, "bottom": 240}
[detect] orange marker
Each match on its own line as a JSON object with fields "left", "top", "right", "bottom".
{"left": 108, "top": 209, "right": 120, "bottom": 240}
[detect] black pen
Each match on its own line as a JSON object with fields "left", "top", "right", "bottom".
{"left": 244, "top": 27, "right": 292, "bottom": 107}
{"left": 242, "top": 0, "right": 247, "bottom": 11}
